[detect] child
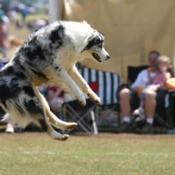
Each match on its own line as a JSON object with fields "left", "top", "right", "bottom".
{"left": 133, "top": 55, "right": 172, "bottom": 121}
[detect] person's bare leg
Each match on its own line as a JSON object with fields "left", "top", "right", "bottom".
{"left": 145, "top": 89, "right": 156, "bottom": 121}
{"left": 141, "top": 89, "right": 156, "bottom": 133}
{"left": 119, "top": 88, "right": 132, "bottom": 132}
{"left": 119, "top": 88, "right": 132, "bottom": 117}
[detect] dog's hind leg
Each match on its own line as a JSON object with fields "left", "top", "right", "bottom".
{"left": 38, "top": 118, "right": 70, "bottom": 141}
{"left": 33, "top": 86, "right": 77, "bottom": 131}
{"left": 5, "top": 99, "right": 70, "bottom": 141}
{"left": 3, "top": 83, "right": 76, "bottom": 140}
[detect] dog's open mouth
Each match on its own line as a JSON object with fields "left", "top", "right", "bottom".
{"left": 92, "top": 52, "right": 102, "bottom": 63}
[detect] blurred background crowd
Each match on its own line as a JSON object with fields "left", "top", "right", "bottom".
{"left": 0, "top": 0, "right": 49, "bottom": 133}
{"left": 0, "top": 0, "right": 48, "bottom": 62}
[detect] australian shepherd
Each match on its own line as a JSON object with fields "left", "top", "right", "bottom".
{"left": 0, "top": 21, "right": 110, "bottom": 140}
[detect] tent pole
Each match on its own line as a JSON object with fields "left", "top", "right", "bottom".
{"left": 173, "top": 47, "right": 175, "bottom": 74}
{"left": 49, "top": 0, "right": 64, "bottom": 23}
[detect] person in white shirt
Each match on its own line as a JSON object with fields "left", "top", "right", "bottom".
{"left": 119, "top": 50, "right": 161, "bottom": 133}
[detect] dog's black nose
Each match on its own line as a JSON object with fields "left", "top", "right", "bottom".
{"left": 106, "top": 55, "right": 110, "bottom": 60}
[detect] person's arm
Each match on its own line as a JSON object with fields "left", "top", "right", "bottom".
{"left": 131, "top": 70, "right": 147, "bottom": 90}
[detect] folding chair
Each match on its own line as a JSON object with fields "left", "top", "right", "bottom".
{"left": 62, "top": 82, "right": 99, "bottom": 135}
{"left": 62, "top": 64, "right": 120, "bottom": 134}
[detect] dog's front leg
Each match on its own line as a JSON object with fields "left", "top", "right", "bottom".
{"left": 69, "top": 66, "right": 101, "bottom": 104}
{"left": 53, "top": 65, "right": 86, "bottom": 106}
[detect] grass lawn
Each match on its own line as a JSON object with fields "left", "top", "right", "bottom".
{"left": 0, "top": 133, "right": 175, "bottom": 175}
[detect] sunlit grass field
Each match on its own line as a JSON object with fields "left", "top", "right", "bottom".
{"left": 0, "top": 133, "right": 175, "bottom": 175}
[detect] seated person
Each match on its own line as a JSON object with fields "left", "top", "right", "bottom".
{"left": 133, "top": 55, "right": 172, "bottom": 123}
{"left": 119, "top": 50, "right": 163, "bottom": 133}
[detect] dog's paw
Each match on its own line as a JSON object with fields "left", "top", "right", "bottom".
{"left": 88, "top": 93, "right": 101, "bottom": 104}
{"left": 54, "top": 134, "right": 69, "bottom": 141}
{"left": 93, "top": 97, "right": 101, "bottom": 104}
{"left": 65, "top": 122, "right": 77, "bottom": 130}
{"left": 60, "top": 134, "right": 70, "bottom": 141}
{"left": 79, "top": 100, "right": 86, "bottom": 106}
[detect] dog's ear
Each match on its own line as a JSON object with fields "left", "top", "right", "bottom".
{"left": 49, "top": 25, "right": 64, "bottom": 44}
{"left": 36, "top": 25, "right": 65, "bottom": 46}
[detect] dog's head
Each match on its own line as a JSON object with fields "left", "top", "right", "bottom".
{"left": 82, "top": 30, "right": 110, "bottom": 63}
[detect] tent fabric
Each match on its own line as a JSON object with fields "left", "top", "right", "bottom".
{"left": 62, "top": 0, "right": 175, "bottom": 80}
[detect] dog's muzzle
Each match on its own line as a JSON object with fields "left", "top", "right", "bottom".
{"left": 92, "top": 50, "right": 110, "bottom": 63}
{"left": 92, "top": 52, "right": 102, "bottom": 63}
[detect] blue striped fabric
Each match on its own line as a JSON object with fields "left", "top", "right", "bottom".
{"left": 78, "top": 66, "right": 120, "bottom": 105}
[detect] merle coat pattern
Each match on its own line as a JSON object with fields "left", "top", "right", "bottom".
{"left": 0, "top": 21, "right": 110, "bottom": 140}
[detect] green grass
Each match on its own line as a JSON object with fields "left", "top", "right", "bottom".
{"left": 0, "top": 133, "right": 175, "bottom": 175}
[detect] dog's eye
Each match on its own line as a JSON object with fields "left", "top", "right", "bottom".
{"left": 95, "top": 38, "right": 101, "bottom": 44}
{"left": 98, "top": 43, "right": 102, "bottom": 48}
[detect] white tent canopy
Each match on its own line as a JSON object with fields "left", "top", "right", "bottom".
{"left": 49, "top": 0, "right": 175, "bottom": 80}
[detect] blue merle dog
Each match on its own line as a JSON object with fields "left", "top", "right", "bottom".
{"left": 0, "top": 21, "right": 110, "bottom": 140}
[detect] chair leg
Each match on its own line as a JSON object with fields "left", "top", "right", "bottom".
{"left": 62, "top": 100, "right": 99, "bottom": 134}
{"left": 90, "top": 110, "right": 98, "bottom": 135}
